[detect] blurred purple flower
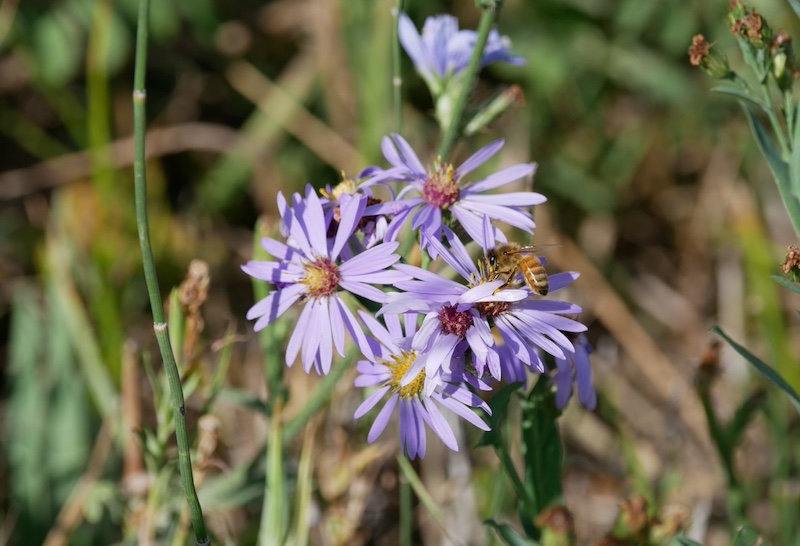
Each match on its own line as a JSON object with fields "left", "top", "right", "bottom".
{"left": 398, "top": 13, "right": 525, "bottom": 94}
{"left": 553, "top": 334, "right": 597, "bottom": 410}
{"left": 365, "top": 134, "right": 543, "bottom": 253}
{"left": 353, "top": 311, "right": 491, "bottom": 459}
{"left": 242, "top": 190, "right": 409, "bottom": 375}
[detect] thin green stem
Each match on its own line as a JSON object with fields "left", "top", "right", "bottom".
{"left": 133, "top": 1, "right": 209, "bottom": 543}
{"left": 762, "top": 82, "right": 790, "bottom": 157}
{"left": 399, "top": 458, "right": 412, "bottom": 546}
{"left": 493, "top": 430, "right": 536, "bottom": 517}
{"left": 392, "top": 0, "right": 404, "bottom": 134}
{"left": 259, "top": 403, "right": 286, "bottom": 545}
{"left": 396, "top": 455, "right": 449, "bottom": 532}
{"left": 435, "top": 1, "right": 501, "bottom": 160}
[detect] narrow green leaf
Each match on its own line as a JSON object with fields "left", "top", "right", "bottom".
{"left": 791, "top": 88, "right": 800, "bottom": 200}
{"left": 711, "top": 326, "right": 800, "bottom": 415}
{"left": 724, "top": 389, "right": 766, "bottom": 449}
{"left": 669, "top": 535, "right": 705, "bottom": 546}
{"left": 478, "top": 382, "right": 522, "bottom": 447}
{"left": 198, "top": 465, "right": 264, "bottom": 510}
{"left": 521, "top": 379, "right": 563, "bottom": 517}
{"left": 740, "top": 102, "right": 790, "bottom": 186}
{"left": 167, "top": 287, "right": 185, "bottom": 368}
{"left": 733, "top": 524, "right": 770, "bottom": 546}
{"left": 771, "top": 274, "right": 800, "bottom": 295}
{"left": 484, "top": 520, "right": 540, "bottom": 546}
{"left": 217, "top": 388, "right": 270, "bottom": 415}
{"left": 711, "top": 86, "right": 767, "bottom": 113}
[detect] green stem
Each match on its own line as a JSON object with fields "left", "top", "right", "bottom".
{"left": 762, "top": 82, "right": 790, "bottom": 157}
{"left": 493, "top": 431, "right": 536, "bottom": 517}
{"left": 259, "top": 403, "right": 286, "bottom": 545}
{"left": 399, "top": 456, "right": 412, "bottom": 546}
{"left": 133, "top": 1, "right": 209, "bottom": 544}
{"left": 392, "top": 0, "right": 404, "bottom": 134}
{"left": 435, "top": 0, "right": 501, "bottom": 160}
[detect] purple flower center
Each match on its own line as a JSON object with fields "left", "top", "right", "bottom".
{"left": 385, "top": 350, "right": 425, "bottom": 398}
{"left": 476, "top": 300, "right": 511, "bottom": 317}
{"left": 438, "top": 304, "right": 472, "bottom": 337}
{"left": 302, "top": 258, "right": 340, "bottom": 298}
{"left": 423, "top": 163, "right": 460, "bottom": 208}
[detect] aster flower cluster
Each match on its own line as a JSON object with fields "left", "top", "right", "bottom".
{"left": 243, "top": 12, "right": 596, "bottom": 459}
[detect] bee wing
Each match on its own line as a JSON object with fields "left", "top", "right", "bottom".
{"left": 507, "top": 244, "right": 561, "bottom": 255}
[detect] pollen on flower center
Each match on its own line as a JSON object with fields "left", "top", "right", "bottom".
{"left": 438, "top": 304, "right": 472, "bottom": 337}
{"left": 385, "top": 350, "right": 425, "bottom": 398}
{"left": 423, "top": 162, "right": 460, "bottom": 208}
{"left": 302, "top": 258, "right": 340, "bottom": 298}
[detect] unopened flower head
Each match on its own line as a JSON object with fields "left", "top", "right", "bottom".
{"left": 353, "top": 312, "right": 491, "bottom": 459}
{"left": 365, "top": 134, "right": 543, "bottom": 254}
{"left": 320, "top": 171, "right": 391, "bottom": 249}
{"left": 242, "top": 189, "right": 409, "bottom": 374}
{"left": 398, "top": 12, "right": 524, "bottom": 96}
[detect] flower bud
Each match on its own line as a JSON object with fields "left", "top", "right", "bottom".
{"left": 729, "top": 2, "right": 772, "bottom": 49}
{"left": 783, "top": 244, "right": 800, "bottom": 283}
{"left": 688, "top": 35, "right": 732, "bottom": 80}
{"left": 535, "top": 505, "right": 577, "bottom": 546}
{"left": 771, "top": 31, "right": 798, "bottom": 92}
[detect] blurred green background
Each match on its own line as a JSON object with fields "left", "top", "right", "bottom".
{"left": 1, "top": 0, "right": 799, "bottom": 544}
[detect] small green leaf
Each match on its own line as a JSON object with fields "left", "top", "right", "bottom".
{"left": 733, "top": 524, "right": 770, "bottom": 546}
{"left": 711, "top": 326, "right": 800, "bottom": 415}
{"left": 484, "top": 520, "right": 540, "bottom": 546}
{"left": 711, "top": 86, "right": 767, "bottom": 113}
{"left": 740, "top": 103, "right": 789, "bottom": 187}
{"left": 771, "top": 274, "right": 800, "bottom": 295}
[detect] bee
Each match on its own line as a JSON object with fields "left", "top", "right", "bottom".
{"left": 485, "top": 243, "right": 552, "bottom": 296}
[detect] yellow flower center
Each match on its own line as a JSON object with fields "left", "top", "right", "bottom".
{"left": 302, "top": 258, "right": 340, "bottom": 298}
{"left": 384, "top": 350, "right": 425, "bottom": 399}
{"left": 320, "top": 178, "right": 357, "bottom": 201}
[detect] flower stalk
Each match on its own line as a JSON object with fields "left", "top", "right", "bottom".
{"left": 392, "top": 0, "right": 404, "bottom": 134}
{"left": 133, "top": 0, "right": 209, "bottom": 543}
{"left": 436, "top": 0, "right": 501, "bottom": 160}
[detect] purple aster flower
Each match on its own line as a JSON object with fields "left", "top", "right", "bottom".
{"left": 476, "top": 219, "right": 587, "bottom": 374}
{"left": 381, "top": 228, "right": 528, "bottom": 386}
{"left": 319, "top": 175, "right": 391, "bottom": 249}
{"left": 242, "top": 190, "right": 409, "bottom": 375}
{"left": 353, "top": 311, "right": 491, "bottom": 459}
{"left": 398, "top": 13, "right": 525, "bottom": 95}
{"left": 365, "top": 134, "right": 543, "bottom": 254}
{"left": 553, "top": 334, "right": 597, "bottom": 410}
